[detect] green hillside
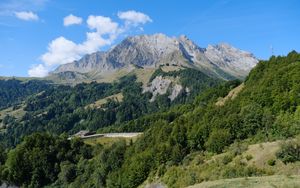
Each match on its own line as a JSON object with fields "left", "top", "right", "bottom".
{"left": 0, "top": 68, "right": 220, "bottom": 147}
{"left": 1, "top": 51, "right": 300, "bottom": 188}
{"left": 0, "top": 79, "right": 52, "bottom": 109}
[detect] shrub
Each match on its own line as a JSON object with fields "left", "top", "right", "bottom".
{"left": 276, "top": 140, "right": 300, "bottom": 164}
{"left": 222, "top": 165, "right": 265, "bottom": 179}
{"left": 222, "top": 154, "right": 233, "bottom": 165}
{"left": 245, "top": 155, "right": 253, "bottom": 161}
{"left": 267, "top": 159, "right": 276, "bottom": 166}
{"left": 193, "top": 155, "right": 205, "bottom": 165}
{"left": 205, "top": 129, "right": 232, "bottom": 153}
{"left": 228, "top": 142, "right": 248, "bottom": 156}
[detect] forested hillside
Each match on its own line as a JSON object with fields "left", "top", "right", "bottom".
{"left": 0, "top": 79, "right": 52, "bottom": 109}
{"left": 1, "top": 51, "right": 300, "bottom": 188}
{"left": 0, "top": 68, "right": 220, "bottom": 147}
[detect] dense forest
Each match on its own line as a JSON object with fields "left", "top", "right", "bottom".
{"left": 0, "top": 79, "right": 52, "bottom": 109}
{"left": 1, "top": 51, "right": 300, "bottom": 187}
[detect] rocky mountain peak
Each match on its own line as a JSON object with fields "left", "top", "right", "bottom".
{"left": 205, "top": 43, "right": 258, "bottom": 73}
{"left": 124, "top": 33, "right": 179, "bottom": 53}
{"left": 51, "top": 33, "right": 259, "bottom": 81}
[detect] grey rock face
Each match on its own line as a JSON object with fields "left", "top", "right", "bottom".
{"left": 52, "top": 52, "right": 118, "bottom": 74}
{"left": 51, "top": 33, "right": 258, "bottom": 80}
{"left": 205, "top": 43, "right": 258, "bottom": 79}
{"left": 143, "top": 76, "right": 185, "bottom": 102}
{"left": 143, "top": 76, "right": 172, "bottom": 102}
{"left": 108, "top": 33, "right": 179, "bottom": 67}
{"left": 169, "top": 84, "right": 183, "bottom": 101}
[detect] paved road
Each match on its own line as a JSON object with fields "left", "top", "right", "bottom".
{"left": 69, "top": 132, "right": 143, "bottom": 140}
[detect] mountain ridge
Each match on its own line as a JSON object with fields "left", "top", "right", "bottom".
{"left": 51, "top": 33, "right": 258, "bottom": 82}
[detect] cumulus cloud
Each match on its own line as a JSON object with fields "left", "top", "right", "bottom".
{"left": 29, "top": 10, "right": 152, "bottom": 77}
{"left": 87, "top": 15, "right": 119, "bottom": 35}
{"left": 42, "top": 15, "right": 119, "bottom": 67}
{"left": 15, "top": 11, "right": 39, "bottom": 21}
{"left": 118, "top": 10, "right": 152, "bottom": 26}
{"left": 28, "top": 64, "right": 48, "bottom": 77}
{"left": 63, "top": 14, "right": 83, "bottom": 26}
{"left": 41, "top": 37, "right": 79, "bottom": 66}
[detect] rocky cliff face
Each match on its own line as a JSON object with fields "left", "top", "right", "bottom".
{"left": 51, "top": 33, "right": 258, "bottom": 81}
{"left": 53, "top": 52, "right": 117, "bottom": 74}
{"left": 142, "top": 76, "right": 187, "bottom": 102}
{"left": 205, "top": 43, "right": 258, "bottom": 79}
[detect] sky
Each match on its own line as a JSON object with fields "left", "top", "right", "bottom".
{"left": 0, "top": 0, "right": 299, "bottom": 77}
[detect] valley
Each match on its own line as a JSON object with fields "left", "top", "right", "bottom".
{"left": 0, "top": 0, "right": 298, "bottom": 187}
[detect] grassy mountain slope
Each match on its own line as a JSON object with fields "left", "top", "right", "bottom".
{"left": 188, "top": 175, "right": 300, "bottom": 188}
{"left": 160, "top": 137, "right": 300, "bottom": 188}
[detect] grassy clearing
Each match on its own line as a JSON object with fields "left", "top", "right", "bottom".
{"left": 0, "top": 106, "right": 25, "bottom": 119}
{"left": 188, "top": 175, "right": 300, "bottom": 188}
{"left": 90, "top": 67, "right": 156, "bottom": 86}
{"left": 241, "top": 140, "right": 300, "bottom": 175}
{"left": 83, "top": 135, "right": 140, "bottom": 146}
{"left": 94, "top": 69, "right": 133, "bottom": 83}
{"left": 216, "top": 83, "right": 244, "bottom": 106}
{"left": 134, "top": 68, "right": 156, "bottom": 86}
{"left": 0, "top": 105, "right": 25, "bottom": 128}
{"left": 161, "top": 65, "right": 183, "bottom": 72}
{"left": 94, "top": 66, "right": 182, "bottom": 86}
{"left": 85, "top": 93, "right": 124, "bottom": 109}
{"left": 243, "top": 141, "right": 280, "bottom": 168}
{"left": 160, "top": 140, "right": 300, "bottom": 188}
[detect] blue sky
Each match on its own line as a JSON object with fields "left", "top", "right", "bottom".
{"left": 0, "top": 0, "right": 299, "bottom": 77}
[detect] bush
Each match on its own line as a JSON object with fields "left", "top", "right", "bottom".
{"left": 205, "top": 129, "right": 232, "bottom": 153}
{"left": 245, "top": 155, "right": 253, "bottom": 161}
{"left": 276, "top": 140, "right": 300, "bottom": 164}
{"left": 229, "top": 142, "right": 248, "bottom": 156}
{"left": 267, "top": 159, "right": 276, "bottom": 166}
{"left": 222, "top": 165, "right": 265, "bottom": 179}
{"left": 222, "top": 154, "right": 233, "bottom": 165}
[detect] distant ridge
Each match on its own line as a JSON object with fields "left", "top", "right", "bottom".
{"left": 50, "top": 33, "right": 258, "bottom": 82}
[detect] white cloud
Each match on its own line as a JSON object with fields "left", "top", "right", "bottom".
{"left": 77, "top": 31, "right": 111, "bottom": 54}
{"left": 28, "top": 64, "right": 48, "bottom": 77}
{"left": 118, "top": 10, "right": 152, "bottom": 26}
{"left": 41, "top": 37, "right": 79, "bottom": 66}
{"left": 87, "top": 15, "right": 119, "bottom": 35}
{"left": 63, "top": 14, "right": 83, "bottom": 26}
{"left": 15, "top": 11, "right": 39, "bottom": 21}
{"left": 29, "top": 10, "right": 152, "bottom": 77}
{"left": 41, "top": 15, "right": 119, "bottom": 68}
{"left": 0, "top": 0, "right": 48, "bottom": 16}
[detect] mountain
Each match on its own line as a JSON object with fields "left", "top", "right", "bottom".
{"left": 50, "top": 34, "right": 258, "bottom": 82}
{"left": 1, "top": 51, "right": 300, "bottom": 188}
